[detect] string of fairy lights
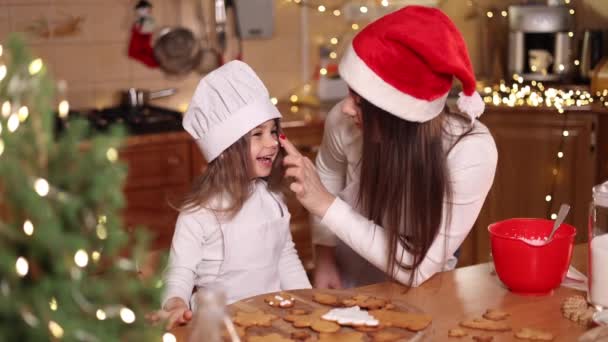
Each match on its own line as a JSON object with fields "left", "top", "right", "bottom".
{"left": 287, "top": 0, "right": 592, "bottom": 220}
{"left": 0, "top": 45, "right": 178, "bottom": 342}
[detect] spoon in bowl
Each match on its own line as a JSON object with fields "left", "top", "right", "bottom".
{"left": 520, "top": 203, "right": 570, "bottom": 246}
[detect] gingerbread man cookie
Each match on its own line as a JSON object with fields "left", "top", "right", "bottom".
{"left": 514, "top": 328, "right": 554, "bottom": 341}
{"left": 284, "top": 308, "right": 340, "bottom": 333}
{"left": 459, "top": 318, "right": 511, "bottom": 332}
{"left": 232, "top": 310, "right": 278, "bottom": 328}
{"left": 342, "top": 294, "right": 389, "bottom": 310}
{"left": 369, "top": 309, "right": 432, "bottom": 331}
{"left": 313, "top": 292, "right": 341, "bottom": 306}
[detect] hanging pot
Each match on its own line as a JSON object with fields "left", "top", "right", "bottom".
{"left": 195, "top": 0, "right": 221, "bottom": 73}
{"left": 154, "top": 26, "right": 202, "bottom": 75}
{"left": 153, "top": 0, "right": 203, "bottom": 75}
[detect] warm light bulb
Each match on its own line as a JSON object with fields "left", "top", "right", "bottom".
{"left": 1, "top": 101, "right": 10, "bottom": 117}
{"left": 28, "top": 58, "right": 43, "bottom": 75}
{"left": 96, "top": 309, "right": 107, "bottom": 320}
{"left": 545, "top": 195, "right": 552, "bottom": 202}
{"left": 317, "top": 5, "right": 326, "bottom": 12}
{"left": 290, "top": 105, "right": 299, "bottom": 113}
{"left": 351, "top": 23, "right": 359, "bottom": 30}
{"left": 74, "top": 249, "right": 89, "bottom": 268}
{"left": 329, "top": 52, "right": 337, "bottom": 59}
{"left": 23, "top": 220, "right": 34, "bottom": 236}
{"left": 551, "top": 213, "right": 557, "bottom": 219}
{"left": 569, "top": 9, "right": 575, "bottom": 15}
{"left": 34, "top": 178, "right": 50, "bottom": 197}
{"left": 0, "top": 44, "right": 3, "bottom": 57}
{"left": 58, "top": 100, "right": 69, "bottom": 118}
{"left": 360, "top": 6, "right": 368, "bottom": 13}
{"left": 320, "top": 68, "right": 328, "bottom": 75}
{"left": 290, "top": 95, "right": 298, "bottom": 103}
{"left": 163, "top": 333, "right": 177, "bottom": 342}
{"left": 381, "top": 0, "right": 389, "bottom": 6}
{"left": 563, "top": 130, "right": 569, "bottom": 137}
{"left": 18, "top": 106, "right": 29, "bottom": 122}
{"left": 270, "top": 97, "right": 278, "bottom": 105}
{"left": 333, "top": 9, "right": 341, "bottom": 16}
{"left": 7, "top": 114, "right": 19, "bottom": 132}
{"left": 0, "top": 139, "right": 4, "bottom": 157}
{"left": 16, "top": 257, "right": 29, "bottom": 277}
{"left": 486, "top": 11, "right": 494, "bottom": 18}
{"left": 120, "top": 307, "right": 136, "bottom": 324}
{"left": 557, "top": 151, "right": 564, "bottom": 158}
{"left": 49, "top": 297, "right": 58, "bottom": 311}
{"left": 0, "top": 65, "right": 6, "bottom": 82}
{"left": 501, "top": 10, "right": 508, "bottom": 17}
{"left": 558, "top": 64, "right": 565, "bottom": 71}
{"left": 568, "top": 32, "right": 574, "bottom": 37}
{"left": 330, "top": 37, "right": 338, "bottom": 45}
{"left": 48, "top": 321, "right": 64, "bottom": 338}
{"left": 96, "top": 224, "right": 107, "bottom": 240}
{"left": 91, "top": 250, "right": 101, "bottom": 262}
{"left": 106, "top": 147, "right": 118, "bottom": 163}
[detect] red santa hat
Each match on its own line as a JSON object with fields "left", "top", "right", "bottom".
{"left": 338, "top": 5, "right": 484, "bottom": 123}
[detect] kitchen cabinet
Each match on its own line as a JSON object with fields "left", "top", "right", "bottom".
{"left": 457, "top": 107, "right": 600, "bottom": 267}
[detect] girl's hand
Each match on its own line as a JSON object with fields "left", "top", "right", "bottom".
{"left": 146, "top": 297, "right": 193, "bottom": 330}
{"left": 279, "top": 135, "right": 336, "bottom": 218}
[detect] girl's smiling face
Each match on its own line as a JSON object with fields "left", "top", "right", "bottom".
{"left": 249, "top": 119, "right": 279, "bottom": 178}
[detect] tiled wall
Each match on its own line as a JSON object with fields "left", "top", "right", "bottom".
{"left": 0, "top": 0, "right": 305, "bottom": 111}
{"left": 1, "top": 0, "right": 606, "bottom": 111}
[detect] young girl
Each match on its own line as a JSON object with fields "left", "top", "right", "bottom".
{"left": 159, "top": 61, "right": 311, "bottom": 329}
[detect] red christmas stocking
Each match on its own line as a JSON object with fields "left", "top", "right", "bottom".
{"left": 128, "top": 25, "right": 158, "bottom": 68}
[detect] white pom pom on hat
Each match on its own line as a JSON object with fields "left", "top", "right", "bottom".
{"left": 338, "top": 5, "right": 485, "bottom": 123}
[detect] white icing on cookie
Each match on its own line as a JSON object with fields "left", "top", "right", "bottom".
{"left": 321, "top": 306, "right": 379, "bottom": 326}
{"left": 279, "top": 300, "right": 292, "bottom": 307}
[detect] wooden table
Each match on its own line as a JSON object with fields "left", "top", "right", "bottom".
{"left": 172, "top": 243, "right": 590, "bottom": 341}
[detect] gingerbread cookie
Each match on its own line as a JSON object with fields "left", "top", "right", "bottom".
{"left": 248, "top": 333, "right": 294, "bottom": 342}
{"left": 448, "top": 327, "right": 468, "bottom": 337}
{"left": 482, "top": 309, "right": 510, "bottom": 321}
{"left": 372, "top": 330, "right": 408, "bottom": 342}
{"left": 318, "top": 331, "right": 365, "bottom": 342}
{"left": 290, "top": 330, "right": 312, "bottom": 341}
{"left": 342, "top": 294, "right": 388, "bottom": 310}
{"left": 284, "top": 308, "right": 340, "bottom": 333}
{"left": 321, "top": 306, "right": 379, "bottom": 327}
{"left": 232, "top": 310, "right": 278, "bottom": 327}
{"left": 264, "top": 292, "right": 296, "bottom": 308}
{"left": 514, "top": 328, "right": 554, "bottom": 341}
{"left": 472, "top": 335, "right": 494, "bottom": 342}
{"left": 459, "top": 318, "right": 511, "bottom": 332}
{"left": 313, "top": 292, "right": 341, "bottom": 306}
{"left": 562, "top": 295, "right": 594, "bottom": 326}
{"left": 369, "top": 309, "right": 432, "bottom": 331}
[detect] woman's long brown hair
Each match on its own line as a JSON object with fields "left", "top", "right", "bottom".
{"left": 177, "top": 119, "right": 285, "bottom": 218}
{"left": 356, "top": 96, "right": 472, "bottom": 287}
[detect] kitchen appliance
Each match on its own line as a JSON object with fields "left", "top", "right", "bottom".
{"left": 580, "top": 30, "right": 606, "bottom": 81}
{"left": 55, "top": 105, "right": 184, "bottom": 136}
{"left": 507, "top": 5, "right": 574, "bottom": 81}
{"left": 233, "top": 0, "right": 274, "bottom": 39}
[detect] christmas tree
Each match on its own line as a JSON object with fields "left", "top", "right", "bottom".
{"left": 0, "top": 34, "right": 165, "bottom": 341}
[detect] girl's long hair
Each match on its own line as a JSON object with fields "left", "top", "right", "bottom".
{"left": 177, "top": 118, "right": 285, "bottom": 218}
{"left": 356, "top": 95, "right": 473, "bottom": 286}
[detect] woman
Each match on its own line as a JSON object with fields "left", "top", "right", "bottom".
{"left": 280, "top": 6, "right": 498, "bottom": 288}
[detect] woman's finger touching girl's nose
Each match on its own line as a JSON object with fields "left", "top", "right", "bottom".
{"left": 278, "top": 134, "right": 302, "bottom": 157}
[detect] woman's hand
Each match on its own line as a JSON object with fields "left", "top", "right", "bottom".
{"left": 146, "top": 297, "right": 193, "bottom": 330}
{"left": 313, "top": 245, "right": 343, "bottom": 289}
{"left": 279, "top": 135, "right": 336, "bottom": 218}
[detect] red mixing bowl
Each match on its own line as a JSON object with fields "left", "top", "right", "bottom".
{"left": 488, "top": 218, "right": 576, "bottom": 295}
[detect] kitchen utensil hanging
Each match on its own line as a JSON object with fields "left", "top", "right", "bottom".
{"left": 153, "top": 0, "right": 202, "bottom": 75}
{"left": 195, "top": 0, "right": 221, "bottom": 74}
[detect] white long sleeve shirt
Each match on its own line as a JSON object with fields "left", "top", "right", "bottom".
{"left": 312, "top": 101, "right": 498, "bottom": 286}
{"left": 162, "top": 181, "right": 311, "bottom": 307}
